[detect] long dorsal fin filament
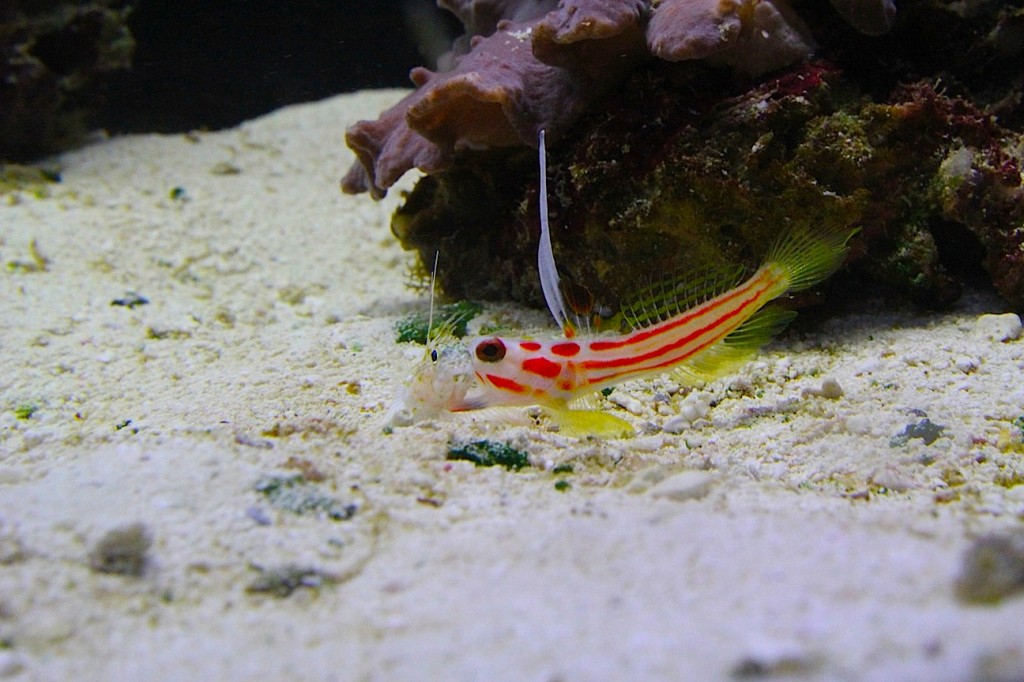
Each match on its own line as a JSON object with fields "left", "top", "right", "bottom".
{"left": 426, "top": 250, "right": 439, "bottom": 344}
{"left": 537, "top": 130, "right": 576, "bottom": 338}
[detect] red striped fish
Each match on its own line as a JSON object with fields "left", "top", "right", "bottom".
{"left": 386, "top": 132, "right": 854, "bottom": 437}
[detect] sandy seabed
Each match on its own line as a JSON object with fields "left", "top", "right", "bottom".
{"left": 2, "top": 89, "right": 1024, "bottom": 681}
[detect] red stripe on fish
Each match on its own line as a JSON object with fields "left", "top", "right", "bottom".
{"left": 583, "top": 275, "right": 774, "bottom": 374}
{"left": 587, "top": 273, "right": 769, "bottom": 352}
{"left": 485, "top": 374, "right": 528, "bottom": 393}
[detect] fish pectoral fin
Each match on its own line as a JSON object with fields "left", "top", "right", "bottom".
{"left": 541, "top": 406, "right": 634, "bottom": 439}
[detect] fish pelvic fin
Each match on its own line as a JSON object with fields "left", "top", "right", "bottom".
{"left": 672, "top": 304, "right": 796, "bottom": 386}
{"left": 542, "top": 406, "right": 634, "bottom": 439}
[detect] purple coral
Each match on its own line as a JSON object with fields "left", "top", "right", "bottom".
{"left": 646, "top": 0, "right": 817, "bottom": 75}
{"left": 342, "top": 0, "right": 897, "bottom": 198}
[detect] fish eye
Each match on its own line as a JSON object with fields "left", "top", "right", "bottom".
{"left": 430, "top": 349, "right": 438, "bottom": 362}
{"left": 475, "top": 338, "right": 507, "bottom": 363}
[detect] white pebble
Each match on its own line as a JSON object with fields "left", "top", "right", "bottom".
{"left": 678, "top": 392, "right": 712, "bottom": 423}
{"left": 869, "top": 466, "right": 915, "bottom": 492}
{"left": 0, "top": 466, "right": 25, "bottom": 485}
{"left": 631, "top": 435, "right": 670, "bottom": 452}
{"left": 801, "top": 377, "right": 844, "bottom": 399}
{"left": 649, "top": 470, "right": 716, "bottom": 502}
{"left": 954, "top": 355, "right": 980, "bottom": 374}
{"left": 901, "top": 352, "right": 925, "bottom": 367}
{"left": 607, "top": 391, "right": 645, "bottom": 415}
{"left": 663, "top": 415, "right": 690, "bottom": 434}
{"left": 973, "top": 313, "right": 1023, "bottom": 342}
{"left": 854, "top": 357, "right": 883, "bottom": 375}
{"left": 626, "top": 464, "right": 672, "bottom": 492}
{"left": 819, "top": 377, "right": 844, "bottom": 398}
{"left": 0, "top": 651, "right": 25, "bottom": 677}
{"left": 845, "top": 414, "right": 874, "bottom": 436}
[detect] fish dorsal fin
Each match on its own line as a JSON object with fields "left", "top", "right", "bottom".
{"left": 421, "top": 252, "right": 475, "bottom": 350}
{"left": 537, "top": 130, "right": 577, "bottom": 339}
{"left": 619, "top": 263, "right": 747, "bottom": 332}
{"left": 426, "top": 250, "right": 439, "bottom": 341}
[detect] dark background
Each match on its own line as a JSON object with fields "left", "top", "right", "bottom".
{"left": 100, "top": 0, "right": 459, "bottom": 134}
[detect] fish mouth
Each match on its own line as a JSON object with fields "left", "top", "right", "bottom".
{"left": 448, "top": 391, "right": 489, "bottom": 412}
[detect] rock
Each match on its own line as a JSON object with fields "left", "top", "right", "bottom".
{"left": 607, "top": 391, "right": 645, "bottom": 416}
{"left": 0, "top": 651, "right": 26, "bottom": 678}
{"left": 88, "top": 522, "right": 152, "bottom": 577}
{"left": 955, "top": 530, "right": 1024, "bottom": 604}
{"left": 973, "top": 313, "right": 1023, "bottom": 343}
{"left": 0, "top": 1, "right": 135, "bottom": 160}
{"left": 648, "top": 470, "right": 716, "bottom": 502}
{"left": 732, "top": 637, "right": 821, "bottom": 677}
{"left": 801, "top": 377, "right": 844, "bottom": 399}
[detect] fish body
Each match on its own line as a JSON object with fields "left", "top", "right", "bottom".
{"left": 466, "top": 262, "right": 791, "bottom": 405}
{"left": 387, "top": 132, "right": 854, "bottom": 436}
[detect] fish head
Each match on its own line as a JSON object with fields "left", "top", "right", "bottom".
{"left": 385, "top": 340, "right": 478, "bottom": 428}
{"left": 465, "top": 336, "right": 565, "bottom": 404}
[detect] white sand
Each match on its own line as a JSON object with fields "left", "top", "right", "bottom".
{"left": 2, "top": 89, "right": 1024, "bottom": 681}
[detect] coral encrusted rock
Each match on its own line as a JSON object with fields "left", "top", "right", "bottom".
{"left": 349, "top": 0, "right": 1024, "bottom": 311}
{"left": 393, "top": 62, "right": 1024, "bottom": 311}
{"left": 0, "top": 0, "right": 135, "bottom": 160}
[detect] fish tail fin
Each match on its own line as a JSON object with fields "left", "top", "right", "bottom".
{"left": 767, "top": 225, "right": 857, "bottom": 295}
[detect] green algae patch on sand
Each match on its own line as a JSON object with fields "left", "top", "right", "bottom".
{"left": 446, "top": 439, "right": 531, "bottom": 471}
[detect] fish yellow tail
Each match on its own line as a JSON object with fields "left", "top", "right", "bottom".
{"left": 767, "top": 226, "right": 857, "bottom": 295}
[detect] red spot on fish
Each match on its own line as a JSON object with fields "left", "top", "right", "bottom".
{"left": 519, "top": 341, "right": 542, "bottom": 351}
{"left": 589, "top": 340, "right": 619, "bottom": 351}
{"left": 550, "top": 342, "right": 580, "bottom": 357}
{"left": 522, "top": 357, "right": 562, "bottom": 378}
{"left": 558, "top": 379, "right": 574, "bottom": 391}
{"left": 486, "top": 374, "right": 527, "bottom": 393}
